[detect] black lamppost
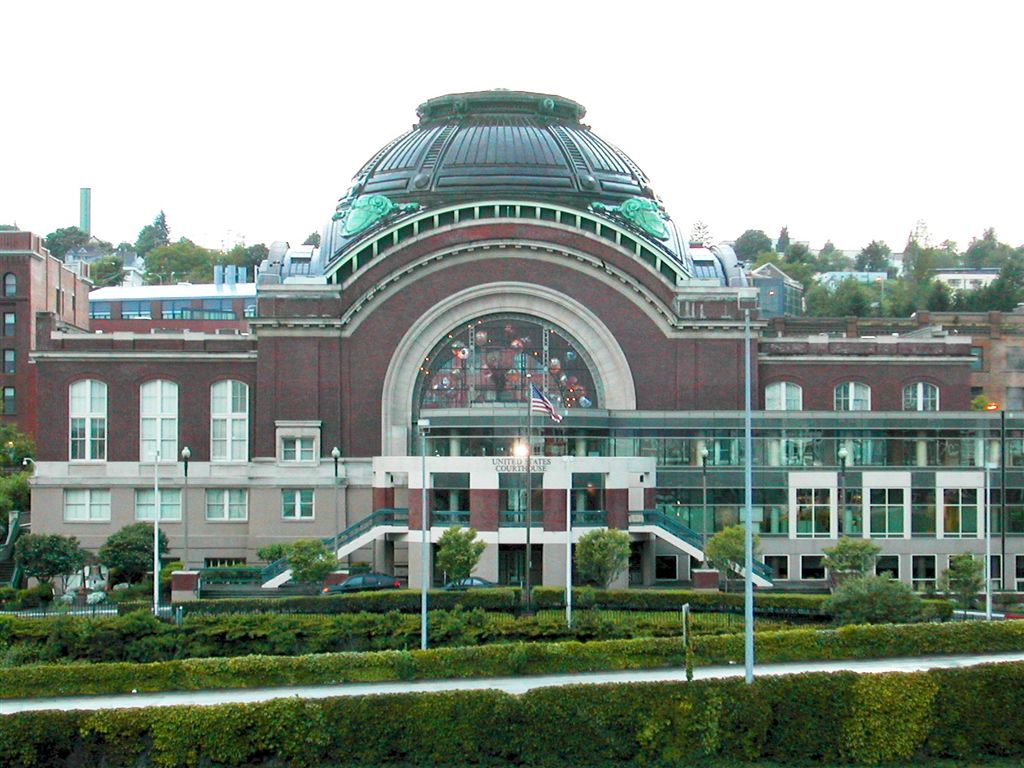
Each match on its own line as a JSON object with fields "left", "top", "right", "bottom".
{"left": 331, "top": 446, "right": 341, "bottom": 554}
{"left": 986, "top": 401, "right": 1007, "bottom": 589}
{"left": 837, "top": 446, "right": 848, "bottom": 534}
{"left": 180, "top": 446, "right": 191, "bottom": 568}
{"left": 699, "top": 445, "right": 710, "bottom": 553}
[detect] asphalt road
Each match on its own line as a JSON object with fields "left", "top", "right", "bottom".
{"left": 4, "top": 651, "right": 1024, "bottom": 715}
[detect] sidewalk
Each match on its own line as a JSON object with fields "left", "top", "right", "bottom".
{"left": 4, "top": 651, "right": 1024, "bottom": 715}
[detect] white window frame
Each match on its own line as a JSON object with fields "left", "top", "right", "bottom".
{"left": 69, "top": 379, "right": 107, "bottom": 461}
{"left": 794, "top": 487, "right": 833, "bottom": 538}
{"left": 764, "top": 554, "right": 789, "bottom": 580}
{"left": 275, "top": 420, "right": 322, "bottom": 467}
{"left": 834, "top": 381, "right": 871, "bottom": 411}
{"left": 868, "top": 487, "right": 906, "bottom": 538}
{"left": 134, "top": 488, "right": 182, "bottom": 521}
{"left": 282, "top": 437, "right": 316, "bottom": 462}
{"left": 800, "top": 554, "right": 827, "bottom": 580}
{"left": 874, "top": 554, "right": 901, "bottom": 579}
{"left": 765, "top": 381, "right": 802, "bottom": 411}
{"left": 903, "top": 381, "right": 939, "bottom": 411}
{"left": 63, "top": 489, "right": 111, "bottom": 521}
{"left": 140, "top": 379, "right": 178, "bottom": 462}
{"left": 282, "top": 488, "right": 314, "bottom": 519}
{"left": 211, "top": 380, "right": 249, "bottom": 462}
{"left": 1016, "top": 554, "right": 1024, "bottom": 591}
{"left": 941, "top": 487, "right": 979, "bottom": 538}
{"left": 911, "top": 554, "right": 937, "bottom": 590}
{"left": 205, "top": 488, "right": 249, "bottom": 521}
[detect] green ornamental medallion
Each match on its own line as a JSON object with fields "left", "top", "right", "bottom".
{"left": 333, "top": 194, "right": 420, "bottom": 236}
{"left": 590, "top": 197, "right": 669, "bottom": 240}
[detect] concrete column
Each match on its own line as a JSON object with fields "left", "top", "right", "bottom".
{"left": 476, "top": 542, "right": 499, "bottom": 582}
{"left": 543, "top": 542, "right": 568, "bottom": 587}
{"left": 407, "top": 536, "right": 431, "bottom": 589}
{"left": 641, "top": 535, "right": 655, "bottom": 586}
{"left": 916, "top": 439, "right": 928, "bottom": 467}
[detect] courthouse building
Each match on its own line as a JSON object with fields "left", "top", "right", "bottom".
{"left": 28, "top": 90, "right": 1023, "bottom": 591}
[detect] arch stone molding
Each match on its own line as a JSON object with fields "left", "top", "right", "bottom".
{"left": 379, "top": 282, "right": 638, "bottom": 455}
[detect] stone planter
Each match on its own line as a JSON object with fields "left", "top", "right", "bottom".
{"left": 692, "top": 568, "right": 721, "bottom": 591}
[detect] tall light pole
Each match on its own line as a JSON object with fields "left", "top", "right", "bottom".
{"left": 331, "top": 446, "right": 341, "bottom": 557}
{"left": 418, "top": 418, "right": 430, "bottom": 650}
{"left": 837, "top": 446, "right": 848, "bottom": 534}
{"left": 742, "top": 308, "right": 754, "bottom": 685}
{"left": 522, "top": 373, "right": 535, "bottom": 613}
{"left": 986, "top": 401, "right": 1007, "bottom": 592}
{"left": 985, "top": 460, "right": 994, "bottom": 620}
{"left": 180, "top": 446, "right": 190, "bottom": 569}
{"left": 699, "top": 445, "right": 710, "bottom": 553}
{"left": 564, "top": 453, "right": 574, "bottom": 628}
{"left": 153, "top": 448, "right": 161, "bottom": 616}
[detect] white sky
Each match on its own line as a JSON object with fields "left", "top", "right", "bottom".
{"left": 3, "top": 0, "right": 1022, "bottom": 254}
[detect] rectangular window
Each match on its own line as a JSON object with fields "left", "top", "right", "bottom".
{"left": 970, "top": 346, "right": 984, "bottom": 371}
{"left": 63, "top": 489, "right": 111, "bottom": 521}
{"left": 282, "top": 488, "right": 314, "bottom": 519}
{"left": 1017, "top": 555, "right": 1024, "bottom": 591}
{"left": 162, "top": 300, "right": 194, "bottom": 320}
{"left": 875, "top": 554, "right": 900, "bottom": 579}
{"left": 989, "top": 554, "right": 1003, "bottom": 591}
{"left": 498, "top": 473, "right": 543, "bottom": 524}
{"left": 912, "top": 554, "right": 937, "bottom": 590}
{"left": 120, "top": 300, "right": 152, "bottom": 319}
{"left": 69, "top": 379, "right": 107, "bottom": 461}
{"left": 1009, "top": 388, "right": 1024, "bottom": 411}
{"left": 911, "top": 488, "right": 936, "bottom": 536}
{"left": 282, "top": 437, "right": 315, "bottom": 462}
{"left": 801, "top": 555, "right": 826, "bottom": 580}
{"left": 3, "top": 350, "right": 14, "bottom": 374}
{"left": 135, "top": 488, "right": 182, "bottom": 521}
{"left": 140, "top": 380, "right": 178, "bottom": 462}
{"left": 571, "top": 472, "right": 606, "bottom": 514}
{"left": 3, "top": 313, "right": 14, "bottom": 337}
{"left": 943, "top": 488, "right": 978, "bottom": 537}
{"left": 869, "top": 488, "right": 905, "bottom": 537}
{"left": 201, "top": 298, "right": 236, "bottom": 319}
{"left": 655, "top": 555, "right": 678, "bottom": 580}
{"left": 205, "top": 557, "right": 246, "bottom": 568}
{"left": 90, "top": 301, "right": 112, "bottom": 320}
{"left": 764, "top": 554, "right": 789, "bottom": 580}
{"left": 2, "top": 387, "right": 13, "bottom": 415}
{"left": 795, "top": 488, "right": 831, "bottom": 537}
{"left": 205, "top": 489, "right": 248, "bottom": 521}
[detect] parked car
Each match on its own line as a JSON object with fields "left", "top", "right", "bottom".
{"left": 321, "top": 573, "right": 402, "bottom": 594}
{"left": 443, "top": 577, "right": 499, "bottom": 591}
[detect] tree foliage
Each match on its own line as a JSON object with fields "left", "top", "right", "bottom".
{"left": 257, "top": 543, "right": 290, "bottom": 563}
{"left": 734, "top": 229, "right": 772, "bottom": 262}
{"left": 940, "top": 553, "right": 985, "bottom": 610}
{"left": 704, "top": 524, "right": 760, "bottom": 576}
{"left": 135, "top": 211, "right": 170, "bottom": 259}
{"left": 44, "top": 226, "right": 91, "bottom": 260}
{"left": 98, "top": 523, "right": 169, "bottom": 584}
{"left": 436, "top": 526, "right": 487, "bottom": 583}
{"left": 144, "top": 239, "right": 217, "bottom": 284}
{"left": 824, "top": 575, "right": 924, "bottom": 625}
{"left": 287, "top": 539, "right": 336, "bottom": 584}
{"left": 574, "top": 528, "right": 631, "bottom": 588}
{"left": 822, "top": 537, "right": 880, "bottom": 576}
{"left": 302, "top": 231, "right": 321, "bottom": 247}
{"left": 90, "top": 256, "right": 123, "bottom": 288}
{"left": 14, "top": 533, "right": 87, "bottom": 587}
{"left": 776, "top": 226, "right": 790, "bottom": 254}
{"left": 220, "top": 243, "right": 268, "bottom": 275}
{"left": 854, "top": 240, "right": 892, "bottom": 273}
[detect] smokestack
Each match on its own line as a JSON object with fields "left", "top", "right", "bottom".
{"left": 79, "top": 188, "right": 91, "bottom": 236}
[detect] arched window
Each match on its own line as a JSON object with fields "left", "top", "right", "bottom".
{"left": 765, "top": 381, "right": 802, "bottom": 411}
{"left": 3, "top": 273, "right": 16, "bottom": 297}
{"left": 69, "top": 380, "right": 107, "bottom": 460}
{"left": 211, "top": 380, "right": 248, "bottom": 461}
{"left": 903, "top": 381, "right": 939, "bottom": 411}
{"left": 140, "top": 380, "right": 178, "bottom": 461}
{"left": 834, "top": 381, "right": 871, "bottom": 411}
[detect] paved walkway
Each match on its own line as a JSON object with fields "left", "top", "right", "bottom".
{"left": 4, "top": 652, "right": 1024, "bottom": 715}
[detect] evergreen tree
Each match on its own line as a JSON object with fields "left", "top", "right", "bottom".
{"left": 734, "top": 229, "right": 772, "bottom": 262}
{"left": 135, "top": 211, "right": 171, "bottom": 258}
{"left": 776, "top": 226, "right": 790, "bottom": 254}
{"left": 302, "top": 232, "right": 321, "bottom": 247}
{"left": 855, "top": 240, "right": 892, "bottom": 273}
{"left": 44, "top": 226, "right": 90, "bottom": 260}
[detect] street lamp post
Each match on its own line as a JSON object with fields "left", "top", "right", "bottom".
{"left": 986, "top": 402, "right": 1008, "bottom": 595}
{"left": 418, "top": 419, "right": 430, "bottom": 650}
{"left": 985, "top": 460, "right": 994, "bottom": 620}
{"left": 837, "top": 446, "right": 848, "bottom": 534}
{"left": 564, "top": 454, "right": 574, "bottom": 628}
{"left": 331, "top": 446, "right": 341, "bottom": 558}
{"left": 699, "top": 446, "right": 709, "bottom": 554}
{"left": 180, "top": 447, "right": 190, "bottom": 569}
{"left": 153, "top": 449, "right": 161, "bottom": 617}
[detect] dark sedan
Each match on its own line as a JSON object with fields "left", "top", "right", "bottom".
{"left": 443, "top": 577, "right": 499, "bottom": 591}
{"left": 322, "top": 573, "right": 402, "bottom": 594}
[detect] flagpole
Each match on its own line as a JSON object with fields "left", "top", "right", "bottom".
{"left": 525, "top": 373, "right": 533, "bottom": 614}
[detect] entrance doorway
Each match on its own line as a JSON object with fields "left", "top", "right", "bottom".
{"left": 498, "top": 544, "right": 543, "bottom": 587}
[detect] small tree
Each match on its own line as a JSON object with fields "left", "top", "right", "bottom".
{"left": 704, "top": 524, "right": 761, "bottom": 590}
{"left": 575, "top": 528, "right": 631, "bottom": 588}
{"left": 98, "top": 523, "right": 168, "bottom": 584}
{"left": 822, "top": 537, "right": 880, "bottom": 577}
{"left": 940, "top": 553, "right": 985, "bottom": 611}
{"left": 257, "top": 543, "right": 291, "bottom": 563}
{"left": 825, "top": 575, "right": 924, "bottom": 625}
{"left": 14, "top": 533, "right": 87, "bottom": 591}
{"left": 287, "top": 539, "right": 336, "bottom": 585}
{"left": 436, "top": 526, "right": 486, "bottom": 583}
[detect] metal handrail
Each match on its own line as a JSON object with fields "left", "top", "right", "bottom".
{"left": 431, "top": 511, "right": 471, "bottom": 526}
{"left": 571, "top": 510, "right": 607, "bottom": 526}
{"left": 0, "top": 509, "right": 23, "bottom": 562}
{"left": 641, "top": 509, "right": 704, "bottom": 550}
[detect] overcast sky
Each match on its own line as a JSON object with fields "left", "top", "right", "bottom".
{"left": 3, "top": 1, "right": 1022, "bottom": 255}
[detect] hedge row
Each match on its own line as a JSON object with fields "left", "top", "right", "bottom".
{"left": 182, "top": 587, "right": 521, "bottom": 615}
{"left": 533, "top": 586, "right": 955, "bottom": 620}
{"left": 4, "top": 619, "right": 1024, "bottom": 700}
{"left": 3, "top": 663, "right": 1024, "bottom": 767}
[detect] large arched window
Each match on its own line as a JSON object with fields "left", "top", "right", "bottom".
{"left": 415, "top": 315, "right": 598, "bottom": 414}
{"left": 69, "top": 380, "right": 107, "bottom": 460}
{"left": 765, "top": 381, "right": 802, "bottom": 411}
{"left": 3, "top": 273, "right": 16, "bottom": 297}
{"left": 140, "top": 380, "right": 178, "bottom": 461}
{"left": 834, "top": 381, "right": 871, "bottom": 411}
{"left": 903, "top": 381, "right": 939, "bottom": 411}
{"left": 211, "top": 380, "right": 248, "bottom": 461}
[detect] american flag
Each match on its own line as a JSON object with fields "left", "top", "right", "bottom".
{"left": 530, "top": 384, "right": 563, "bottom": 423}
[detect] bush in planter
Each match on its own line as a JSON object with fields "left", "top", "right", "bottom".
{"left": 824, "top": 575, "right": 924, "bottom": 625}
{"left": 940, "top": 552, "right": 985, "bottom": 611}
{"left": 705, "top": 524, "right": 761, "bottom": 590}
{"left": 822, "top": 537, "right": 881, "bottom": 580}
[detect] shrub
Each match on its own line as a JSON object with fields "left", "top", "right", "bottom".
{"left": 822, "top": 537, "right": 881, "bottom": 576}
{"left": 286, "top": 539, "right": 336, "bottom": 584}
{"left": 183, "top": 587, "right": 521, "bottom": 615}
{"left": 825, "top": 575, "right": 925, "bottom": 625}
{"left": 705, "top": 524, "right": 760, "bottom": 584}
{"left": 98, "top": 523, "right": 168, "bottom": 583}
{"left": 574, "top": 528, "right": 631, "bottom": 588}
{"left": 941, "top": 552, "right": 985, "bottom": 610}
{"left": 435, "top": 526, "right": 486, "bottom": 583}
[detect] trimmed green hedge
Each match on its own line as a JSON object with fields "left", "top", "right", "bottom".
{"left": 3, "top": 664, "right": 1024, "bottom": 767}
{"left": 184, "top": 587, "right": 521, "bottom": 615}
{"left": 4, "top": 619, "right": 1024, "bottom": 700}
{"left": 533, "top": 585, "right": 954, "bottom": 620}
